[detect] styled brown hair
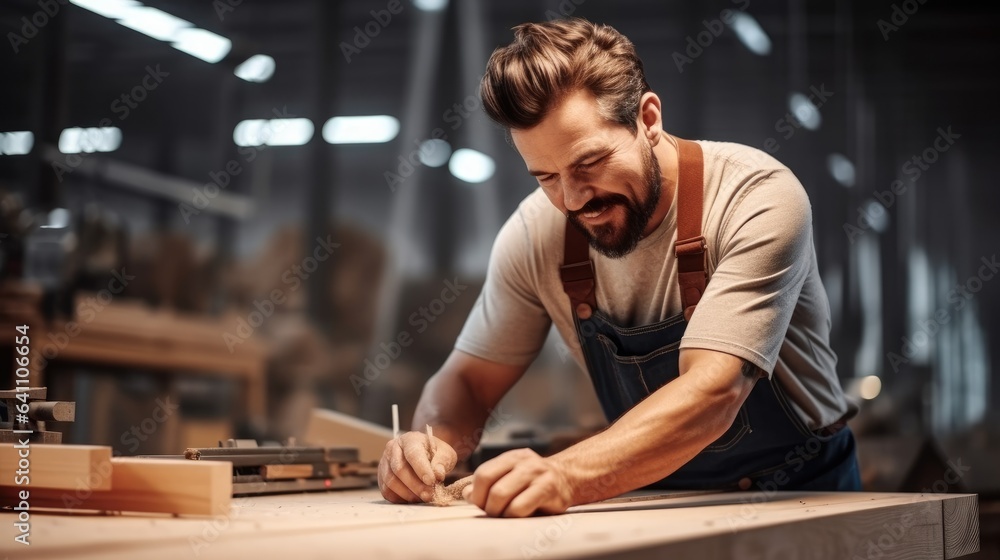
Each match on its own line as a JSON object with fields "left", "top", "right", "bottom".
{"left": 481, "top": 18, "right": 651, "bottom": 134}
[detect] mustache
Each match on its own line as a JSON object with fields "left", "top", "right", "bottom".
{"left": 568, "top": 194, "right": 631, "bottom": 219}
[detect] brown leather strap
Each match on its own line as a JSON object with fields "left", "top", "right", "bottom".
{"left": 674, "top": 138, "right": 706, "bottom": 321}
{"left": 560, "top": 136, "right": 706, "bottom": 320}
{"left": 560, "top": 222, "right": 597, "bottom": 310}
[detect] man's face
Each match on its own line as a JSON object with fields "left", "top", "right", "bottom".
{"left": 511, "top": 89, "right": 662, "bottom": 259}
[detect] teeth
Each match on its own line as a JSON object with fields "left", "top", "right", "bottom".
{"left": 583, "top": 208, "right": 604, "bottom": 218}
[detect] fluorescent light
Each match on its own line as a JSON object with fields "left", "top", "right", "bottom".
{"left": 264, "top": 118, "right": 314, "bottom": 146}
{"left": 234, "top": 118, "right": 314, "bottom": 147}
{"left": 413, "top": 0, "right": 448, "bottom": 12}
{"left": 234, "top": 119, "right": 268, "bottom": 147}
{"left": 418, "top": 139, "right": 451, "bottom": 167}
{"left": 171, "top": 27, "right": 231, "bottom": 63}
{"left": 827, "top": 153, "right": 856, "bottom": 187}
{"left": 71, "top": 1, "right": 255, "bottom": 66}
{"left": 863, "top": 199, "right": 890, "bottom": 233}
{"left": 46, "top": 208, "right": 72, "bottom": 229}
{"left": 0, "top": 131, "right": 34, "bottom": 156}
{"left": 58, "top": 128, "right": 81, "bottom": 153}
{"left": 234, "top": 54, "right": 276, "bottom": 83}
{"left": 69, "top": 0, "right": 140, "bottom": 19}
{"left": 100, "top": 127, "right": 122, "bottom": 152}
{"left": 117, "top": 6, "right": 191, "bottom": 41}
{"left": 322, "top": 116, "right": 400, "bottom": 144}
{"left": 728, "top": 12, "right": 771, "bottom": 56}
{"left": 58, "top": 127, "right": 122, "bottom": 153}
{"left": 449, "top": 148, "right": 494, "bottom": 183}
{"left": 788, "top": 92, "right": 821, "bottom": 130}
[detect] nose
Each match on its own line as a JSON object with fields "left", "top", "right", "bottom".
{"left": 561, "top": 178, "right": 594, "bottom": 213}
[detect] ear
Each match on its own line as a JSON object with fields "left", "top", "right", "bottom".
{"left": 638, "top": 92, "right": 663, "bottom": 146}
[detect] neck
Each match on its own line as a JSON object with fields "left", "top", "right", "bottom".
{"left": 642, "top": 131, "right": 679, "bottom": 237}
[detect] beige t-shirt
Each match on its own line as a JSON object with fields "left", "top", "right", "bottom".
{"left": 455, "top": 139, "right": 856, "bottom": 430}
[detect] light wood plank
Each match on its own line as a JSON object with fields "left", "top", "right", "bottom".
{"left": 0, "top": 444, "right": 112, "bottom": 491}
{"left": 260, "top": 464, "right": 315, "bottom": 480}
{"left": 303, "top": 408, "right": 393, "bottom": 462}
{"left": 0, "top": 457, "right": 231, "bottom": 517}
{"left": 943, "top": 494, "right": 980, "bottom": 558}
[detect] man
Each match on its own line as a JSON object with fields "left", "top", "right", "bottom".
{"left": 378, "top": 18, "right": 860, "bottom": 518}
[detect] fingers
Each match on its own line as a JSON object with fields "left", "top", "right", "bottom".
{"left": 463, "top": 449, "right": 574, "bottom": 518}
{"left": 400, "top": 432, "right": 437, "bottom": 486}
{"left": 379, "top": 438, "right": 429, "bottom": 502}
{"left": 466, "top": 449, "right": 529, "bottom": 509}
{"left": 482, "top": 471, "right": 533, "bottom": 517}
{"left": 429, "top": 442, "right": 458, "bottom": 482}
{"left": 501, "top": 482, "right": 551, "bottom": 517}
{"left": 378, "top": 442, "right": 419, "bottom": 503}
{"left": 376, "top": 431, "right": 462, "bottom": 504}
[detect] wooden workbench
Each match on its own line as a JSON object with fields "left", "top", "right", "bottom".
{"left": 1, "top": 490, "right": 979, "bottom": 559}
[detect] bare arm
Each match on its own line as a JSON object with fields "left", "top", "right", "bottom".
{"left": 412, "top": 349, "right": 528, "bottom": 461}
{"left": 465, "top": 348, "right": 761, "bottom": 516}
{"left": 378, "top": 349, "right": 528, "bottom": 503}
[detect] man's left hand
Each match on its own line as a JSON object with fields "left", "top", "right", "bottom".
{"left": 462, "top": 448, "right": 574, "bottom": 517}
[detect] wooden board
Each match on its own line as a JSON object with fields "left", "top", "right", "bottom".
{"left": 0, "top": 444, "right": 112, "bottom": 491}
{"left": 0, "top": 490, "right": 979, "bottom": 559}
{"left": 0, "top": 457, "right": 231, "bottom": 517}
{"left": 302, "top": 408, "right": 393, "bottom": 462}
{"left": 944, "top": 494, "right": 980, "bottom": 558}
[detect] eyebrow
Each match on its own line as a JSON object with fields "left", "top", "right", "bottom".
{"left": 528, "top": 147, "right": 609, "bottom": 177}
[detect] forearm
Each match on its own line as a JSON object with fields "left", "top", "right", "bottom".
{"left": 411, "top": 370, "right": 492, "bottom": 462}
{"left": 549, "top": 363, "right": 749, "bottom": 505}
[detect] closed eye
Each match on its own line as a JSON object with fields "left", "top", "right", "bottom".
{"left": 578, "top": 155, "right": 606, "bottom": 171}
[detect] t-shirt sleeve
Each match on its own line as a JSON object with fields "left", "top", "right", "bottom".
{"left": 453, "top": 207, "right": 553, "bottom": 365}
{"left": 680, "top": 168, "right": 813, "bottom": 376}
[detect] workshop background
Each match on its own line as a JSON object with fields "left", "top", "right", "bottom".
{"left": 0, "top": 0, "right": 997, "bottom": 554}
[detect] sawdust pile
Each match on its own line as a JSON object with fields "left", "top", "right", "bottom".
{"left": 430, "top": 476, "right": 473, "bottom": 507}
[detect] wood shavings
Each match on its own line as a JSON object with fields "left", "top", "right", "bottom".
{"left": 430, "top": 476, "right": 473, "bottom": 507}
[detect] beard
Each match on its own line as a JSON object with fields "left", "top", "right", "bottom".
{"left": 567, "top": 146, "right": 662, "bottom": 259}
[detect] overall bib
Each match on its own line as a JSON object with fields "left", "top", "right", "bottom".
{"left": 559, "top": 137, "right": 861, "bottom": 491}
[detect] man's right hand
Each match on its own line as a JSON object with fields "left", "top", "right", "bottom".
{"left": 378, "top": 431, "right": 458, "bottom": 503}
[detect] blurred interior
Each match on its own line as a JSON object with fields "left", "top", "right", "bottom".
{"left": 0, "top": 0, "right": 998, "bottom": 553}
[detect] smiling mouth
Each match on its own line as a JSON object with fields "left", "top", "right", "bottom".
{"left": 575, "top": 200, "right": 618, "bottom": 221}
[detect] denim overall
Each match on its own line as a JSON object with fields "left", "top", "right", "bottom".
{"left": 559, "top": 137, "right": 861, "bottom": 491}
